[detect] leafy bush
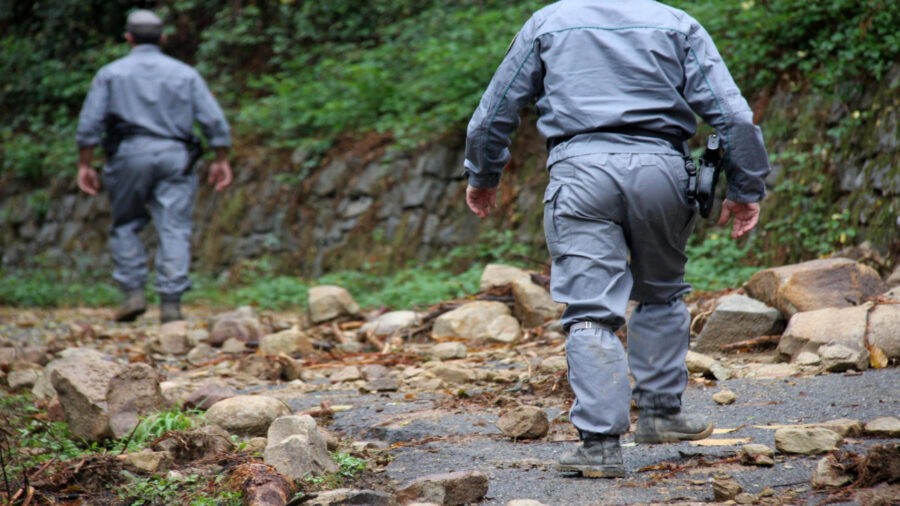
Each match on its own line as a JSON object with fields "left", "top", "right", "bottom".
{"left": 686, "top": 230, "right": 764, "bottom": 292}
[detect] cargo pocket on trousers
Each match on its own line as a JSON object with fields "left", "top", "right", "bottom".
{"left": 543, "top": 183, "right": 569, "bottom": 258}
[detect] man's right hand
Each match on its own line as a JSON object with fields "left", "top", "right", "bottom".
{"left": 208, "top": 160, "right": 233, "bottom": 192}
{"left": 77, "top": 164, "right": 101, "bottom": 196}
{"left": 717, "top": 199, "right": 760, "bottom": 239}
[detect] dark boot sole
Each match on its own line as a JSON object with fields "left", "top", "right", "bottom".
{"left": 556, "top": 463, "right": 625, "bottom": 478}
{"left": 634, "top": 421, "right": 714, "bottom": 444}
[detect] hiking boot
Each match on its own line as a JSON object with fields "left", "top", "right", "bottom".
{"left": 114, "top": 290, "right": 147, "bottom": 322}
{"left": 556, "top": 433, "right": 625, "bottom": 478}
{"left": 634, "top": 408, "right": 714, "bottom": 444}
{"left": 160, "top": 300, "right": 183, "bottom": 323}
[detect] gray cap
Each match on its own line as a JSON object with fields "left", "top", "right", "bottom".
{"left": 126, "top": 9, "right": 163, "bottom": 39}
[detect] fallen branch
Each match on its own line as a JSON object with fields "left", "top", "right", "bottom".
{"left": 719, "top": 334, "right": 781, "bottom": 352}
{"left": 229, "top": 463, "right": 293, "bottom": 506}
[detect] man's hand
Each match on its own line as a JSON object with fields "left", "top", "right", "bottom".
{"left": 77, "top": 164, "right": 101, "bottom": 196}
{"left": 466, "top": 185, "right": 497, "bottom": 219}
{"left": 717, "top": 199, "right": 760, "bottom": 239}
{"left": 207, "top": 160, "right": 233, "bottom": 192}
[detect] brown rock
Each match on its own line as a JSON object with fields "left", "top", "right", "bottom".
{"left": 152, "top": 321, "right": 190, "bottom": 355}
{"left": 183, "top": 383, "right": 239, "bottom": 411}
{"left": 209, "top": 317, "right": 263, "bottom": 346}
{"left": 238, "top": 353, "right": 301, "bottom": 381}
{"left": 512, "top": 279, "right": 564, "bottom": 328}
{"left": 712, "top": 477, "right": 743, "bottom": 501}
{"left": 152, "top": 429, "right": 233, "bottom": 462}
{"left": 776, "top": 305, "right": 869, "bottom": 362}
{"left": 259, "top": 327, "right": 314, "bottom": 356}
{"left": 811, "top": 454, "right": 854, "bottom": 488}
{"left": 496, "top": 406, "right": 550, "bottom": 439}
{"left": 360, "top": 364, "right": 390, "bottom": 380}
{"left": 775, "top": 427, "right": 842, "bottom": 454}
{"left": 865, "top": 416, "right": 900, "bottom": 438}
{"left": 330, "top": 365, "right": 362, "bottom": 383}
{"left": 480, "top": 264, "right": 531, "bottom": 291}
{"left": 308, "top": 285, "right": 360, "bottom": 323}
{"left": 205, "top": 395, "right": 291, "bottom": 436}
{"left": 396, "top": 470, "right": 489, "bottom": 505}
{"left": 106, "top": 363, "right": 167, "bottom": 439}
{"left": 51, "top": 360, "right": 123, "bottom": 441}
{"left": 867, "top": 304, "right": 900, "bottom": 359}
{"left": 432, "top": 301, "right": 511, "bottom": 340}
{"left": 745, "top": 258, "right": 887, "bottom": 318}
{"left": 264, "top": 415, "right": 337, "bottom": 480}
{"left": 118, "top": 450, "right": 173, "bottom": 473}
{"left": 814, "top": 418, "right": 863, "bottom": 437}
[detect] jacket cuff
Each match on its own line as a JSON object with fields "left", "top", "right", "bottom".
{"left": 463, "top": 160, "right": 500, "bottom": 189}
{"left": 726, "top": 187, "right": 765, "bottom": 204}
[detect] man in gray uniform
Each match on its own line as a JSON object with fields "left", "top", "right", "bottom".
{"left": 465, "top": 0, "right": 769, "bottom": 477}
{"left": 76, "top": 10, "right": 232, "bottom": 323}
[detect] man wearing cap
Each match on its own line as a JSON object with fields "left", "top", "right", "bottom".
{"left": 76, "top": 10, "right": 232, "bottom": 323}
{"left": 464, "top": 0, "right": 768, "bottom": 477}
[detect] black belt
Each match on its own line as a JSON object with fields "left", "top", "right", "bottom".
{"left": 547, "top": 126, "right": 687, "bottom": 155}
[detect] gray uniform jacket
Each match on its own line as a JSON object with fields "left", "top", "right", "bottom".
{"left": 464, "top": 0, "right": 770, "bottom": 203}
{"left": 77, "top": 45, "right": 231, "bottom": 153}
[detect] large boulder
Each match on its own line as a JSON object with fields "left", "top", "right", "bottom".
{"left": 867, "top": 304, "right": 900, "bottom": 359}
{"left": 432, "top": 301, "right": 511, "bottom": 340}
{"left": 745, "top": 258, "right": 886, "bottom": 318}
{"left": 308, "top": 285, "right": 360, "bottom": 323}
{"left": 480, "top": 264, "right": 531, "bottom": 291}
{"left": 259, "top": 327, "right": 314, "bottom": 356}
{"left": 31, "top": 349, "right": 109, "bottom": 400}
{"left": 51, "top": 360, "right": 123, "bottom": 441}
{"left": 106, "top": 363, "right": 167, "bottom": 439}
{"left": 263, "top": 415, "right": 338, "bottom": 480}
{"left": 205, "top": 395, "right": 292, "bottom": 436}
{"left": 694, "top": 294, "right": 784, "bottom": 352}
{"left": 396, "top": 470, "right": 489, "bottom": 505}
{"left": 776, "top": 304, "right": 869, "bottom": 364}
{"left": 512, "top": 279, "right": 564, "bottom": 328}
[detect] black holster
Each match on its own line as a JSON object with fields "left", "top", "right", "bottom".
{"left": 101, "top": 113, "right": 204, "bottom": 174}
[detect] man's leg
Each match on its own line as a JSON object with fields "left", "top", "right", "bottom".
{"left": 104, "top": 154, "right": 154, "bottom": 321}
{"left": 544, "top": 155, "right": 631, "bottom": 477}
{"left": 148, "top": 148, "right": 197, "bottom": 322}
{"left": 621, "top": 153, "right": 711, "bottom": 443}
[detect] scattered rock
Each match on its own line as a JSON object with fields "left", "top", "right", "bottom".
{"left": 264, "top": 415, "right": 338, "bottom": 480}
{"left": 740, "top": 444, "right": 775, "bottom": 466}
{"left": 205, "top": 395, "right": 292, "bottom": 436}
{"left": 186, "top": 329, "right": 210, "bottom": 346}
{"left": 331, "top": 365, "right": 362, "bottom": 383}
{"left": 427, "top": 363, "right": 476, "bottom": 384}
{"left": 887, "top": 265, "right": 900, "bottom": 287}
{"left": 811, "top": 454, "right": 854, "bottom": 488}
{"left": 496, "top": 406, "right": 549, "bottom": 439}
{"left": 865, "top": 417, "right": 900, "bottom": 438}
{"left": 152, "top": 428, "right": 233, "bottom": 462}
{"left": 308, "top": 285, "right": 360, "bottom": 323}
{"left": 774, "top": 427, "right": 842, "bottom": 454}
{"left": 539, "top": 356, "right": 567, "bottom": 372}
{"left": 360, "top": 364, "right": 390, "bottom": 380}
{"left": 51, "top": 359, "right": 123, "bottom": 441}
{"left": 106, "top": 363, "right": 167, "bottom": 439}
{"left": 183, "top": 383, "right": 239, "bottom": 411}
{"left": 118, "top": 450, "right": 173, "bottom": 473}
{"left": 694, "top": 294, "right": 784, "bottom": 352}
{"left": 745, "top": 258, "right": 887, "bottom": 318}
{"left": 712, "top": 476, "right": 743, "bottom": 501}
{"left": 819, "top": 342, "right": 870, "bottom": 372}
{"left": 186, "top": 343, "right": 218, "bottom": 366}
{"left": 361, "top": 377, "right": 400, "bottom": 392}
{"left": 360, "top": 310, "right": 421, "bottom": 336}
{"left": 685, "top": 351, "right": 731, "bottom": 380}
{"left": 712, "top": 389, "right": 737, "bottom": 405}
{"left": 777, "top": 304, "right": 869, "bottom": 364}
{"left": 7, "top": 369, "right": 39, "bottom": 391}
{"left": 432, "top": 301, "right": 511, "bottom": 340}
{"left": 867, "top": 304, "right": 900, "bottom": 359}
{"left": 396, "top": 470, "right": 489, "bottom": 505}
{"left": 741, "top": 363, "right": 800, "bottom": 378}
{"left": 487, "top": 314, "right": 523, "bottom": 343}
{"left": 512, "top": 279, "right": 564, "bottom": 328}
{"left": 306, "top": 489, "right": 393, "bottom": 506}
{"left": 794, "top": 351, "right": 822, "bottom": 366}
{"left": 221, "top": 338, "right": 248, "bottom": 353}
{"left": 32, "top": 349, "right": 111, "bottom": 400}
{"left": 152, "top": 321, "right": 190, "bottom": 355}
{"left": 814, "top": 418, "right": 863, "bottom": 437}
{"left": 259, "top": 327, "right": 314, "bottom": 356}
{"left": 480, "top": 264, "right": 531, "bottom": 290}
{"left": 432, "top": 342, "right": 468, "bottom": 360}
{"left": 238, "top": 353, "right": 302, "bottom": 381}
{"left": 209, "top": 316, "right": 263, "bottom": 347}
{"left": 507, "top": 501, "right": 549, "bottom": 506}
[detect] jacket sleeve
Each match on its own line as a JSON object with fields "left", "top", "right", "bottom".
{"left": 191, "top": 72, "right": 231, "bottom": 148}
{"left": 683, "top": 21, "right": 770, "bottom": 203}
{"left": 464, "top": 17, "right": 544, "bottom": 189}
{"left": 75, "top": 70, "right": 110, "bottom": 148}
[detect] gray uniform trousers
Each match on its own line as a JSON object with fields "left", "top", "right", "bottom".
{"left": 102, "top": 137, "right": 197, "bottom": 298}
{"left": 543, "top": 152, "right": 697, "bottom": 436}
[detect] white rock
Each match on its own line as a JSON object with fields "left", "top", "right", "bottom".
{"left": 867, "top": 304, "right": 900, "bottom": 359}
{"left": 432, "top": 301, "right": 511, "bottom": 340}
{"left": 431, "top": 342, "right": 468, "bottom": 360}
{"left": 308, "top": 285, "right": 360, "bottom": 323}
{"left": 794, "top": 351, "right": 822, "bottom": 366}
{"left": 811, "top": 455, "right": 854, "bottom": 488}
{"left": 360, "top": 311, "right": 422, "bottom": 336}
{"left": 330, "top": 365, "right": 362, "bottom": 383}
{"left": 259, "top": 327, "right": 314, "bottom": 356}
{"left": 774, "top": 427, "right": 842, "bottom": 454}
{"left": 205, "top": 395, "right": 292, "bottom": 436}
{"left": 818, "top": 343, "right": 869, "bottom": 372}
{"left": 480, "top": 264, "right": 531, "bottom": 291}
{"left": 512, "top": 279, "right": 564, "bottom": 328}
{"left": 264, "top": 415, "right": 338, "bottom": 480}
{"left": 51, "top": 359, "right": 124, "bottom": 441}
{"left": 777, "top": 305, "right": 869, "bottom": 363}
{"left": 486, "top": 314, "right": 522, "bottom": 343}
{"left": 864, "top": 416, "right": 900, "bottom": 437}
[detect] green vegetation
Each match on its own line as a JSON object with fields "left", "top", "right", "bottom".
{"left": 116, "top": 472, "right": 241, "bottom": 506}
{"left": 685, "top": 230, "right": 764, "bottom": 292}
{"left": 303, "top": 452, "right": 368, "bottom": 489}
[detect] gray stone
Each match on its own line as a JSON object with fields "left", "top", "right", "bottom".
{"left": 264, "top": 415, "right": 337, "bottom": 479}
{"left": 864, "top": 416, "right": 900, "bottom": 437}
{"left": 432, "top": 301, "right": 511, "bottom": 340}
{"left": 106, "top": 363, "right": 167, "bottom": 439}
{"left": 308, "top": 285, "right": 360, "bottom": 323}
{"left": 306, "top": 489, "right": 392, "bottom": 506}
{"left": 684, "top": 351, "right": 729, "bottom": 379}
{"left": 7, "top": 369, "right": 39, "bottom": 391}
{"left": 814, "top": 418, "right": 863, "bottom": 438}
{"left": 795, "top": 351, "right": 822, "bottom": 366}
{"left": 311, "top": 159, "right": 349, "bottom": 197}
{"left": 496, "top": 406, "right": 550, "bottom": 439}
{"left": 259, "top": 327, "right": 314, "bottom": 356}
{"left": 740, "top": 444, "right": 775, "bottom": 466}
{"left": 396, "top": 470, "right": 489, "bottom": 505}
{"left": 209, "top": 317, "right": 263, "bottom": 346}
{"left": 819, "top": 342, "right": 869, "bottom": 372}
{"left": 480, "top": 264, "right": 531, "bottom": 291}
{"left": 713, "top": 477, "right": 743, "bottom": 501}
{"left": 205, "top": 395, "right": 291, "bottom": 436}
{"left": 183, "top": 383, "right": 239, "bottom": 411}
{"left": 186, "top": 344, "right": 218, "bottom": 366}
{"left": 152, "top": 321, "right": 190, "bottom": 355}
{"left": 745, "top": 258, "right": 887, "bottom": 318}
{"left": 774, "top": 427, "right": 842, "bottom": 454}
{"left": 694, "top": 294, "right": 784, "bottom": 352}
{"left": 811, "top": 455, "right": 854, "bottom": 488}
{"left": 428, "top": 363, "right": 476, "bottom": 384}
{"left": 360, "top": 364, "right": 390, "bottom": 380}
{"left": 777, "top": 304, "right": 869, "bottom": 363}
{"left": 331, "top": 365, "right": 362, "bottom": 383}
{"left": 51, "top": 360, "right": 123, "bottom": 441}
{"left": 431, "top": 342, "right": 468, "bottom": 360}
{"left": 361, "top": 377, "right": 400, "bottom": 392}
